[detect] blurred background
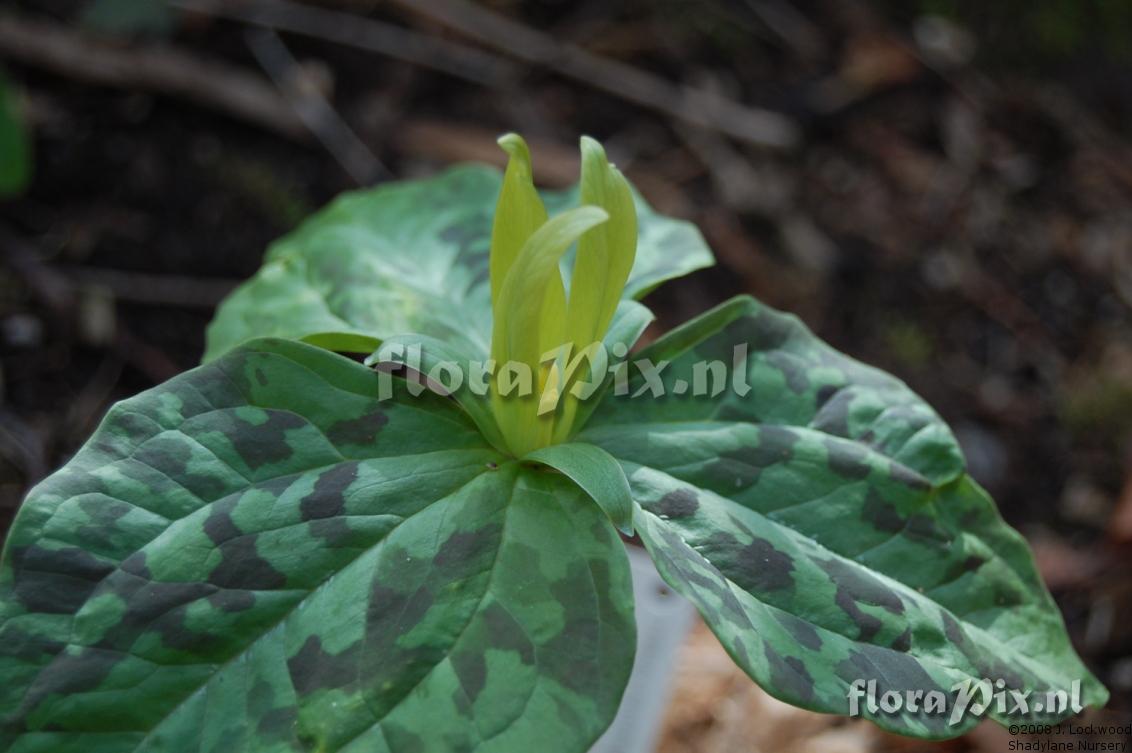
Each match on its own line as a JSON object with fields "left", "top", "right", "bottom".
{"left": 0, "top": 0, "right": 1130, "bottom": 750}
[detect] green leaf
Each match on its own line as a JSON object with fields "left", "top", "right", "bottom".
{"left": 368, "top": 332, "right": 509, "bottom": 453}
{"left": 0, "top": 73, "right": 30, "bottom": 198}
{"left": 580, "top": 295, "right": 1108, "bottom": 738}
{"left": 0, "top": 338, "right": 635, "bottom": 753}
{"left": 525, "top": 443, "right": 635, "bottom": 535}
{"left": 203, "top": 167, "right": 502, "bottom": 364}
{"left": 563, "top": 299, "right": 654, "bottom": 442}
{"left": 204, "top": 164, "right": 713, "bottom": 363}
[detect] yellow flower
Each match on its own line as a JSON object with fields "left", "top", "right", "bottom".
{"left": 489, "top": 134, "right": 637, "bottom": 456}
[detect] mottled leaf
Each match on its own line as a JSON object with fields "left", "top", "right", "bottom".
{"left": 0, "top": 338, "right": 635, "bottom": 753}
{"left": 367, "top": 332, "right": 508, "bottom": 453}
{"left": 525, "top": 443, "right": 635, "bottom": 535}
{"left": 580, "top": 295, "right": 1108, "bottom": 738}
{"left": 203, "top": 164, "right": 713, "bottom": 362}
{"left": 564, "top": 299, "right": 653, "bottom": 442}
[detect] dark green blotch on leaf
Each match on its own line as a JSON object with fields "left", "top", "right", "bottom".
{"left": 288, "top": 635, "right": 360, "bottom": 695}
{"left": 654, "top": 489, "right": 699, "bottom": 518}
{"left": 228, "top": 410, "right": 306, "bottom": 470}
{"left": 452, "top": 649, "right": 488, "bottom": 703}
{"left": 817, "top": 556, "right": 904, "bottom": 642}
{"left": 862, "top": 490, "right": 905, "bottom": 533}
{"left": 481, "top": 602, "right": 536, "bottom": 664}
{"left": 906, "top": 514, "right": 951, "bottom": 548}
{"left": 825, "top": 439, "right": 873, "bottom": 480}
{"left": 835, "top": 645, "right": 953, "bottom": 736}
{"left": 775, "top": 612, "right": 823, "bottom": 652}
{"left": 764, "top": 643, "right": 816, "bottom": 704}
{"left": 327, "top": 411, "right": 389, "bottom": 446}
{"left": 705, "top": 426, "right": 799, "bottom": 489}
{"left": 300, "top": 462, "right": 358, "bottom": 520}
{"left": 705, "top": 531, "right": 795, "bottom": 594}
{"left": 766, "top": 350, "right": 810, "bottom": 394}
{"left": 435, "top": 524, "right": 503, "bottom": 569}
{"left": 12, "top": 545, "right": 115, "bottom": 613}
{"left": 208, "top": 535, "right": 288, "bottom": 590}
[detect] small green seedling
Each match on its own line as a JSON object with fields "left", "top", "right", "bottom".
{"left": 0, "top": 135, "right": 1106, "bottom": 752}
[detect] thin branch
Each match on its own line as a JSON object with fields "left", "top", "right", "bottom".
{"left": 743, "top": 0, "right": 826, "bottom": 62}
{"left": 0, "top": 227, "right": 189, "bottom": 383}
{"left": 174, "top": 0, "right": 799, "bottom": 149}
{"left": 387, "top": 0, "right": 800, "bottom": 149}
{"left": 245, "top": 28, "right": 387, "bottom": 184}
{"left": 171, "top": 0, "right": 519, "bottom": 88}
{"left": 55, "top": 266, "right": 240, "bottom": 308}
{"left": 0, "top": 11, "right": 308, "bottom": 140}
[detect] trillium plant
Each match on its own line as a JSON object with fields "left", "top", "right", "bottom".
{"left": 0, "top": 134, "right": 1107, "bottom": 753}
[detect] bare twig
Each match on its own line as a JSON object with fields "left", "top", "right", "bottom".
{"left": 0, "top": 11, "right": 308, "bottom": 140}
{"left": 245, "top": 28, "right": 387, "bottom": 184}
{"left": 2, "top": 229, "right": 239, "bottom": 314}
{"left": 743, "top": 0, "right": 826, "bottom": 62}
{"left": 675, "top": 123, "right": 792, "bottom": 215}
{"left": 174, "top": 0, "right": 799, "bottom": 148}
{"left": 388, "top": 0, "right": 800, "bottom": 149}
{"left": 55, "top": 266, "right": 240, "bottom": 308}
{"left": 170, "top": 0, "right": 518, "bottom": 88}
{"left": 0, "top": 228, "right": 193, "bottom": 383}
